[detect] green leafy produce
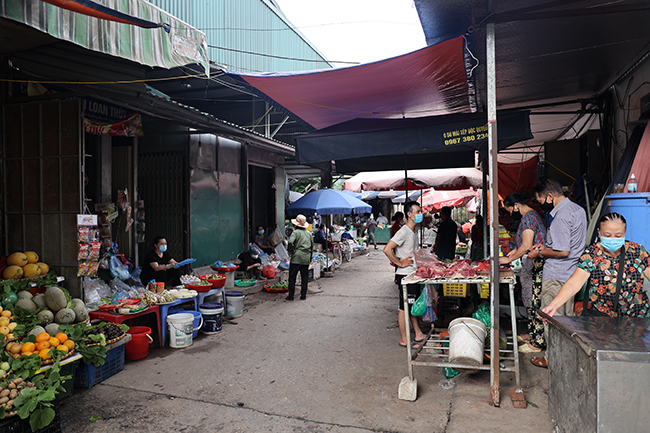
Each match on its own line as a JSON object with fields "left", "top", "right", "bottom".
{"left": 191, "top": 281, "right": 211, "bottom": 286}
{"left": 58, "top": 324, "right": 107, "bottom": 366}
{"left": 11, "top": 354, "right": 71, "bottom": 431}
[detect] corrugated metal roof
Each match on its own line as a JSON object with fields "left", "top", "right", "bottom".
{"left": 147, "top": 0, "right": 332, "bottom": 73}
{"left": 0, "top": 0, "right": 209, "bottom": 71}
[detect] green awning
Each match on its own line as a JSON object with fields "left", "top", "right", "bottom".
{"left": 0, "top": 0, "right": 208, "bottom": 72}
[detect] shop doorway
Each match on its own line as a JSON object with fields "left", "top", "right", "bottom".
{"left": 138, "top": 151, "right": 188, "bottom": 264}
{"left": 248, "top": 165, "right": 276, "bottom": 242}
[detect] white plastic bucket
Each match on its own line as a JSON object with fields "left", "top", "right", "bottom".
{"left": 448, "top": 317, "right": 487, "bottom": 368}
{"left": 225, "top": 291, "right": 245, "bottom": 318}
{"left": 223, "top": 270, "right": 236, "bottom": 289}
{"left": 167, "top": 313, "right": 200, "bottom": 348}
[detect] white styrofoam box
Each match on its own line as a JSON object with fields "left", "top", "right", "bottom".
{"left": 311, "top": 262, "right": 321, "bottom": 279}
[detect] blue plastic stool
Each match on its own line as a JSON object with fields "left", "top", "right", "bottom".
{"left": 159, "top": 298, "right": 198, "bottom": 346}
{"left": 197, "top": 288, "right": 224, "bottom": 307}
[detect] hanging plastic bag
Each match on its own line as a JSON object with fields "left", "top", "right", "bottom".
{"left": 275, "top": 243, "right": 290, "bottom": 261}
{"left": 83, "top": 277, "right": 112, "bottom": 310}
{"left": 422, "top": 284, "right": 438, "bottom": 323}
{"left": 268, "top": 226, "right": 283, "bottom": 246}
{"left": 472, "top": 302, "right": 491, "bottom": 329}
{"left": 110, "top": 254, "right": 131, "bottom": 281}
{"left": 410, "top": 289, "right": 427, "bottom": 317}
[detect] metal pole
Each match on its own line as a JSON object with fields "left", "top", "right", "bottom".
{"left": 404, "top": 154, "right": 408, "bottom": 204}
{"left": 482, "top": 161, "right": 489, "bottom": 255}
{"left": 486, "top": 21, "right": 501, "bottom": 407}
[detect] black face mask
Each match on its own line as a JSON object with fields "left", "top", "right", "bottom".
{"left": 540, "top": 200, "right": 554, "bottom": 213}
{"left": 511, "top": 210, "right": 522, "bottom": 220}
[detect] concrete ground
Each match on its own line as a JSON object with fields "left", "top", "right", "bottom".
{"left": 60, "top": 249, "right": 556, "bottom": 432}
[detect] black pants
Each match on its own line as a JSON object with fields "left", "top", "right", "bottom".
{"left": 288, "top": 263, "right": 309, "bottom": 299}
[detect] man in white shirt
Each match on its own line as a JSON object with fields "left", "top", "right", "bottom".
{"left": 383, "top": 201, "right": 427, "bottom": 349}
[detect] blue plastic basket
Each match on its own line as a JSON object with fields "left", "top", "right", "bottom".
{"left": 74, "top": 345, "right": 125, "bottom": 389}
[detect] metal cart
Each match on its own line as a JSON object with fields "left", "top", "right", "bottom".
{"left": 400, "top": 273, "right": 520, "bottom": 399}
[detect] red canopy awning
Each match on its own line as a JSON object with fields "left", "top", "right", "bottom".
{"left": 227, "top": 36, "right": 473, "bottom": 130}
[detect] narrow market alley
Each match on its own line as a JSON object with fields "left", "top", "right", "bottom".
{"left": 61, "top": 249, "right": 555, "bottom": 433}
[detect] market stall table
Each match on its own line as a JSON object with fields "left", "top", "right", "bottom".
{"left": 541, "top": 313, "right": 650, "bottom": 433}
{"left": 89, "top": 305, "right": 162, "bottom": 347}
{"left": 399, "top": 273, "right": 520, "bottom": 399}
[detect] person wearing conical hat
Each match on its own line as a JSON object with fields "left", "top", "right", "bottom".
{"left": 287, "top": 215, "right": 314, "bottom": 301}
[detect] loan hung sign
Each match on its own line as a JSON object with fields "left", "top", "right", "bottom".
{"left": 82, "top": 98, "right": 143, "bottom": 137}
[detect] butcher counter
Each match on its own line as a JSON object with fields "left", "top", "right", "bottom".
{"left": 543, "top": 313, "right": 650, "bottom": 432}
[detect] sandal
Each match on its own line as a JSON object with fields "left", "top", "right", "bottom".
{"left": 530, "top": 356, "right": 548, "bottom": 368}
{"left": 517, "top": 335, "right": 530, "bottom": 344}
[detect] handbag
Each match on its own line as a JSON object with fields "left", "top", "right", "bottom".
{"left": 582, "top": 248, "right": 625, "bottom": 317}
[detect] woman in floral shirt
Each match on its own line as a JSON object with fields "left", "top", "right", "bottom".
{"left": 542, "top": 212, "right": 650, "bottom": 318}
{"left": 500, "top": 192, "right": 547, "bottom": 352}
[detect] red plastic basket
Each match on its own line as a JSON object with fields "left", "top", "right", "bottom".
{"left": 185, "top": 281, "right": 214, "bottom": 292}
{"left": 199, "top": 274, "right": 228, "bottom": 289}
{"left": 263, "top": 284, "right": 289, "bottom": 293}
{"left": 210, "top": 265, "right": 238, "bottom": 273}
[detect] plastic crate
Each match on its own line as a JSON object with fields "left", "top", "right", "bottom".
{"left": 74, "top": 345, "right": 125, "bottom": 389}
{"left": 480, "top": 283, "right": 490, "bottom": 299}
{"left": 0, "top": 401, "right": 61, "bottom": 433}
{"left": 438, "top": 297, "right": 461, "bottom": 313}
{"left": 442, "top": 283, "right": 468, "bottom": 297}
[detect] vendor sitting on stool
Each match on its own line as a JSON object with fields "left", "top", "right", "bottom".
{"left": 341, "top": 227, "right": 354, "bottom": 241}
{"left": 314, "top": 225, "right": 329, "bottom": 251}
{"left": 140, "top": 236, "right": 180, "bottom": 287}
{"left": 237, "top": 248, "right": 263, "bottom": 279}
{"left": 254, "top": 225, "right": 275, "bottom": 255}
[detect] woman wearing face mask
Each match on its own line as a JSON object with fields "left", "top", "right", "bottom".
{"left": 542, "top": 213, "right": 650, "bottom": 318}
{"left": 254, "top": 225, "right": 275, "bottom": 255}
{"left": 140, "top": 235, "right": 180, "bottom": 288}
{"left": 500, "top": 192, "right": 547, "bottom": 353}
{"left": 237, "top": 248, "right": 263, "bottom": 279}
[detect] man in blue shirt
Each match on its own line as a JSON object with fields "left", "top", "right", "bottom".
{"left": 527, "top": 179, "right": 587, "bottom": 367}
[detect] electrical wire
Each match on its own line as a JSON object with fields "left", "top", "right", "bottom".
{"left": 209, "top": 45, "right": 356, "bottom": 65}
{"left": 0, "top": 71, "right": 219, "bottom": 85}
{"left": 198, "top": 20, "right": 419, "bottom": 32}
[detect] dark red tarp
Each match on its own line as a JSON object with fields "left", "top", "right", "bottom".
{"left": 228, "top": 37, "right": 472, "bottom": 130}
{"left": 498, "top": 157, "right": 539, "bottom": 199}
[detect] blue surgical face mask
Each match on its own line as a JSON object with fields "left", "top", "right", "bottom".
{"left": 258, "top": 229, "right": 264, "bottom": 235}
{"left": 600, "top": 236, "right": 625, "bottom": 252}
{"left": 159, "top": 245, "right": 167, "bottom": 252}
{"left": 414, "top": 213, "right": 424, "bottom": 224}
